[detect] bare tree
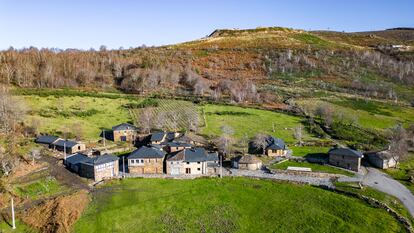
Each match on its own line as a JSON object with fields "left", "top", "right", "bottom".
{"left": 139, "top": 108, "right": 153, "bottom": 134}
{"left": 0, "top": 85, "right": 27, "bottom": 134}
{"left": 221, "top": 125, "right": 234, "bottom": 136}
{"left": 389, "top": 124, "right": 409, "bottom": 168}
{"left": 214, "top": 135, "right": 234, "bottom": 157}
{"left": 293, "top": 125, "right": 303, "bottom": 146}
{"left": 252, "top": 133, "right": 269, "bottom": 155}
{"left": 72, "top": 122, "right": 84, "bottom": 141}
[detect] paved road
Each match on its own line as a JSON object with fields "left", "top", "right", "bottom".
{"left": 362, "top": 167, "right": 414, "bottom": 217}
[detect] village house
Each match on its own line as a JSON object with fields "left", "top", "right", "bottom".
{"left": 65, "top": 153, "right": 119, "bottom": 181}
{"left": 166, "top": 148, "right": 219, "bottom": 175}
{"left": 150, "top": 132, "right": 180, "bottom": 145}
{"left": 164, "top": 141, "right": 192, "bottom": 153}
{"left": 328, "top": 147, "right": 363, "bottom": 172}
{"left": 232, "top": 155, "right": 263, "bottom": 170}
{"left": 249, "top": 136, "right": 287, "bottom": 156}
{"left": 35, "top": 135, "right": 60, "bottom": 146}
{"left": 366, "top": 149, "right": 398, "bottom": 169}
{"left": 51, "top": 139, "right": 86, "bottom": 154}
{"left": 127, "top": 146, "right": 166, "bottom": 174}
{"left": 112, "top": 123, "right": 139, "bottom": 142}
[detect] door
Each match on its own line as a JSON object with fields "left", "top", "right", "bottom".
{"left": 121, "top": 136, "right": 127, "bottom": 142}
{"left": 185, "top": 168, "right": 191, "bottom": 174}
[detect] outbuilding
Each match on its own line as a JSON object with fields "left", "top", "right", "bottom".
{"left": 112, "top": 123, "right": 139, "bottom": 142}
{"left": 51, "top": 139, "right": 86, "bottom": 154}
{"left": 65, "top": 153, "right": 119, "bottom": 181}
{"left": 366, "top": 150, "right": 398, "bottom": 169}
{"left": 232, "top": 155, "right": 263, "bottom": 170}
{"left": 328, "top": 147, "right": 363, "bottom": 172}
{"left": 127, "top": 146, "right": 166, "bottom": 174}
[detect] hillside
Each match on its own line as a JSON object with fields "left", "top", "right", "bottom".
{"left": 1, "top": 26, "right": 413, "bottom": 105}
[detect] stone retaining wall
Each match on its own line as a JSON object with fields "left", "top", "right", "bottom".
{"left": 269, "top": 169, "right": 343, "bottom": 179}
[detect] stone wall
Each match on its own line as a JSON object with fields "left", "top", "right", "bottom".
{"left": 328, "top": 154, "right": 360, "bottom": 172}
{"left": 113, "top": 130, "right": 137, "bottom": 142}
{"left": 129, "top": 158, "right": 163, "bottom": 174}
{"left": 94, "top": 161, "right": 119, "bottom": 181}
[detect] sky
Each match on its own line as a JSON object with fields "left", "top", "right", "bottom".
{"left": 0, "top": 0, "right": 413, "bottom": 50}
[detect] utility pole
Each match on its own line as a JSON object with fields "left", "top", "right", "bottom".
{"left": 11, "top": 197, "right": 16, "bottom": 229}
{"left": 63, "top": 141, "right": 67, "bottom": 165}
{"left": 122, "top": 156, "right": 126, "bottom": 178}
{"left": 220, "top": 155, "right": 223, "bottom": 178}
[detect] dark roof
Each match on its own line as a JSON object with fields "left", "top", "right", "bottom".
{"left": 266, "top": 137, "right": 286, "bottom": 150}
{"left": 150, "top": 132, "right": 165, "bottom": 142}
{"left": 234, "top": 155, "right": 262, "bottom": 164}
{"left": 52, "top": 139, "right": 80, "bottom": 148}
{"left": 82, "top": 154, "right": 119, "bottom": 166}
{"left": 329, "top": 148, "right": 364, "bottom": 158}
{"left": 35, "top": 135, "right": 60, "bottom": 145}
{"left": 65, "top": 153, "right": 90, "bottom": 165}
{"left": 167, "top": 148, "right": 212, "bottom": 162}
{"left": 166, "top": 132, "right": 177, "bottom": 141}
{"left": 206, "top": 152, "right": 219, "bottom": 162}
{"left": 166, "top": 141, "right": 192, "bottom": 148}
{"left": 112, "top": 123, "right": 138, "bottom": 131}
{"left": 128, "top": 146, "right": 166, "bottom": 159}
{"left": 366, "top": 150, "right": 394, "bottom": 160}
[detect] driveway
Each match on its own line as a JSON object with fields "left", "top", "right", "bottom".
{"left": 362, "top": 167, "right": 414, "bottom": 217}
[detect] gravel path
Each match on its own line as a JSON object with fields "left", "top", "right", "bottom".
{"left": 362, "top": 167, "right": 414, "bottom": 217}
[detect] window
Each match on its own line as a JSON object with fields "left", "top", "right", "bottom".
{"left": 141, "top": 159, "right": 144, "bottom": 163}
{"left": 197, "top": 168, "right": 201, "bottom": 171}
{"left": 197, "top": 162, "right": 200, "bottom": 164}
{"left": 186, "top": 162, "right": 190, "bottom": 165}
{"left": 131, "top": 160, "right": 135, "bottom": 164}
{"left": 185, "top": 168, "right": 191, "bottom": 174}
{"left": 171, "top": 161, "right": 173, "bottom": 164}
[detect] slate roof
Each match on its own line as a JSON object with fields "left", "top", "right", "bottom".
{"left": 66, "top": 153, "right": 119, "bottom": 166}
{"left": 150, "top": 132, "right": 165, "bottom": 142}
{"left": 128, "top": 146, "right": 166, "bottom": 159}
{"left": 167, "top": 148, "right": 213, "bottom": 162}
{"left": 112, "top": 123, "right": 138, "bottom": 131}
{"left": 82, "top": 154, "right": 119, "bottom": 166}
{"left": 266, "top": 137, "right": 286, "bottom": 150}
{"left": 206, "top": 152, "right": 219, "bottom": 162}
{"left": 65, "top": 153, "right": 90, "bottom": 165}
{"left": 366, "top": 150, "right": 394, "bottom": 160}
{"left": 329, "top": 148, "right": 364, "bottom": 158}
{"left": 52, "top": 139, "right": 80, "bottom": 148}
{"left": 35, "top": 135, "right": 60, "bottom": 145}
{"left": 166, "top": 141, "right": 192, "bottom": 148}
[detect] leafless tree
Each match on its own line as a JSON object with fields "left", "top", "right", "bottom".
{"left": 0, "top": 85, "right": 27, "bottom": 134}
{"left": 221, "top": 125, "right": 234, "bottom": 136}
{"left": 389, "top": 124, "right": 409, "bottom": 168}
{"left": 252, "top": 133, "right": 268, "bottom": 155}
{"left": 214, "top": 135, "right": 234, "bottom": 157}
{"left": 139, "top": 108, "right": 153, "bottom": 133}
{"left": 293, "top": 125, "right": 303, "bottom": 146}
{"left": 72, "top": 122, "right": 84, "bottom": 141}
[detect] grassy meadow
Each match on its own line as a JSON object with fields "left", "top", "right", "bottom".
{"left": 73, "top": 177, "right": 403, "bottom": 233}
{"left": 21, "top": 94, "right": 135, "bottom": 141}
{"left": 200, "top": 104, "right": 314, "bottom": 143}
{"left": 290, "top": 146, "right": 331, "bottom": 157}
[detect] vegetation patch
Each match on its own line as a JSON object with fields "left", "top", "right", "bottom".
{"left": 74, "top": 177, "right": 403, "bottom": 233}
{"left": 14, "top": 176, "right": 63, "bottom": 200}
{"left": 290, "top": 146, "right": 330, "bottom": 157}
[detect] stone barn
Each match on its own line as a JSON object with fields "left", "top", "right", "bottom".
{"left": 328, "top": 147, "right": 363, "bottom": 172}
{"left": 112, "top": 123, "right": 139, "bottom": 142}
{"left": 366, "top": 150, "right": 398, "bottom": 169}
{"left": 127, "top": 146, "right": 166, "bottom": 174}
{"left": 51, "top": 139, "right": 86, "bottom": 154}
{"left": 232, "top": 155, "right": 262, "bottom": 170}
{"left": 65, "top": 153, "right": 119, "bottom": 181}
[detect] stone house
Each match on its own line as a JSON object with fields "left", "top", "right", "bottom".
{"left": 166, "top": 148, "right": 219, "bottom": 175}
{"left": 164, "top": 141, "right": 192, "bottom": 153}
{"left": 328, "top": 148, "right": 363, "bottom": 172}
{"left": 112, "top": 123, "right": 139, "bottom": 142}
{"left": 150, "top": 132, "right": 180, "bottom": 145}
{"left": 232, "top": 155, "right": 262, "bottom": 170}
{"left": 248, "top": 136, "right": 287, "bottom": 156}
{"left": 366, "top": 150, "right": 398, "bottom": 169}
{"left": 65, "top": 153, "right": 119, "bottom": 181}
{"left": 51, "top": 139, "right": 86, "bottom": 154}
{"left": 127, "top": 146, "right": 166, "bottom": 174}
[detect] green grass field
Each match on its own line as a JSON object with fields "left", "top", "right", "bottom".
{"left": 21, "top": 94, "right": 135, "bottom": 141}
{"left": 290, "top": 146, "right": 330, "bottom": 157}
{"left": 14, "top": 176, "right": 64, "bottom": 200}
{"left": 200, "top": 104, "right": 315, "bottom": 143}
{"left": 271, "top": 161, "right": 354, "bottom": 176}
{"left": 297, "top": 98, "right": 414, "bottom": 131}
{"left": 0, "top": 220, "right": 37, "bottom": 233}
{"left": 73, "top": 178, "right": 402, "bottom": 233}
{"left": 384, "top": 154, "right": 414, "bottom": 194}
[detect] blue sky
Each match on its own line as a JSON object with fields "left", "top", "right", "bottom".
{"left": 0, "top": 0, "right": 413, "bottom": 50}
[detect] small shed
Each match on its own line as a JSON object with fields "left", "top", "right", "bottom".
{"left": 366, "top": 150, "right": 398, "bottom": 169}
{"left": 232, "top": 155, "right": 263, "bottom": 170}
{"left": 35, "top": 135, "right": 60, "bottom": 145}
{"left": 51, "top": 139, "right": 86, "bottom": 154}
